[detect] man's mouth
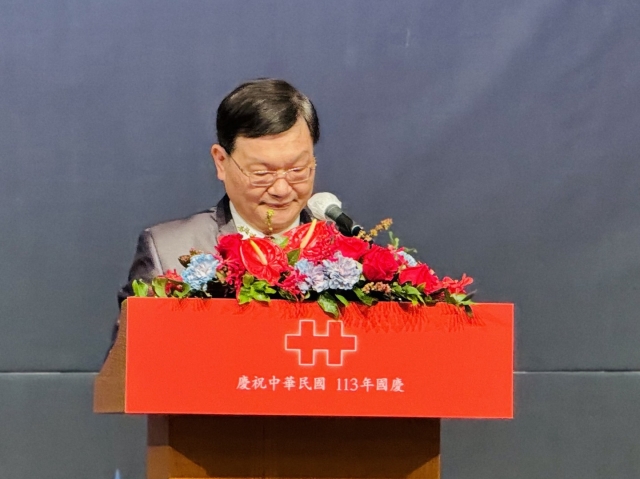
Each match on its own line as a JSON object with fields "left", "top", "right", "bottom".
{"left": 265, "top": 202, "right": 293, "bottom": 209}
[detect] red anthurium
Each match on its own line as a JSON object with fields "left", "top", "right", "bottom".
{"left": 240, "top": 237, "right": 289, "bottom": 284}
{"left": 284, "top": 220, "right": 337, "bottom": 263}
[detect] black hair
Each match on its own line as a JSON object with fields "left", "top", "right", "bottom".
{"left": 216, "top": 78, "right": 320, "bottom": 153}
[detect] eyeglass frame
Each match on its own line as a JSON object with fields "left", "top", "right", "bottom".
{"left": 225, "top": 150, "right": 317, "bottom": 187}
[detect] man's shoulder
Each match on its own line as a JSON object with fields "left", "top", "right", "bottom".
{"left": 146, "top": 207, "right": 219, "bottom": 239}
{"left": 143, "top": 206, "right": 229, "bottom": 271}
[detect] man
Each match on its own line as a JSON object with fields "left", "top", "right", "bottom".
{"left": 117, "top": 79, "right": 320, "bottom": 305}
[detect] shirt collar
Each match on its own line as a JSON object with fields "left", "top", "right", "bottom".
{"left": 229, "top": 201, "right": 300, "bottom": 239}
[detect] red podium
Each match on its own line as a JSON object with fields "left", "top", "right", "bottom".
{"left": 95, "top": 298, "right": 513, "bottom": 479}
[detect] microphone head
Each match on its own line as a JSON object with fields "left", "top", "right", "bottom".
{"left": 307, "top": 192, "right": 342, "bottom": 220}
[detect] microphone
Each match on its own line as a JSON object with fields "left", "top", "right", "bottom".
{"left": 307, "top": 192, "right": 363, "bottom": 237}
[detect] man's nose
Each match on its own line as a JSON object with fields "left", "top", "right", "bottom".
{"left": 267, "top": 176, "right": 292, "bottom": 197}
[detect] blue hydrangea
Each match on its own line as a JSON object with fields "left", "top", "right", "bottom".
{"left": 323, "top": 252, "right": 362, "bottom": 290}
{"left": 397, "top": 250, "right": 418, "bottom": 267}
{"left": 294, "top": 258, "right": 329, "bottom": 293}
{"left": 181, "top": 253, "right": 219, "bottom": 291}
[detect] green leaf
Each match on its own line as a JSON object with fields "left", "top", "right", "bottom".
{"left": 278, "top": 289, "right": 296, "bottom": 301}
{"left": 132, "top": 279, "right": 149, "bottom": 297}
{"left": 242, "top": 274, "right": 255, "bottom": 287}
{"left": 173, "top": 283, "right": 191, "bottom": 298}
{"left": 238, "top": 287, "right": 253, "bottom": 304}
{"left": 252, "top": 280, "right": 266, "bottom": 290}
{"left": 151, "top": 278, "right": 168, "bottom": 298}
{"left": 250, "top": 281, "right": 276, "bottom": 296}
{"left": 447, "top": 291, "right": 476, "bottom": 306}
{"left": 273, "top": 236, "right": 289, "bottom": 249}
{"left": 388, "top": 231, "right": 400, "bottom": 249}
{"left": 404, "top": 285, "right": 422, "bottom": 296}
{"left": 461, "top": 291, "right": 476, "bottom": 303}
{"left": 251, "top": 291, "right": 271, "bottom": 302}
{"left": 353, "top": 287, "right": 376, "bottom": 306}
{"left": 287, "top": 248, "right": 301, "bottom": 265}
{"left": 334, "top": 293, "right": 349, "bottom": 307}
{"left": 318, "top": 292, "right": 340, "bottom": 318}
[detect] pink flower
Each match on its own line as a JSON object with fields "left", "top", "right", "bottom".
{"left": 159, "top": 269, "right": 184, "bottom": 295}
{"left": 441, "top": 274, "right": 473, "bottom": 294}
{"left": 278, "top": 269, "right": 307, "bottom": 297}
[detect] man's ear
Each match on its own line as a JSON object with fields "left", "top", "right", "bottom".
{"left": 211, "top": 144, "right": 227, "bottom": 181}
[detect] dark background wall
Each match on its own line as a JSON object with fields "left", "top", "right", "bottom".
{"left": 1, "top": 1, "right": 639, "bottom": 477}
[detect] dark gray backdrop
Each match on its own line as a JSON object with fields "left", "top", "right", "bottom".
{"left": 2, "top": 1, "right": 639, "bottom": 477}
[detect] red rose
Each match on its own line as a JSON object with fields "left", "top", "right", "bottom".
{"left": 361, "top": 245, "right": 399, "bottom": 281}
{"left": 240, "top": 237, "right": 289, "bottom": 284}
{"left": 441, "top": 273, "right": 473, "bottom": 294}
{"left": 216, "top": 233, "right": 243, "bottom": 262}
{"left": 398, "top": 264, "right": 441, "bottom": 294}
{"left": 284, "top": 220, "right": 337, "bottom": 263}
{"left": 334, "top": 233, "right": 369, "bottom": 261}
{"left": 216, "top": 233, "right": 246, "bottom": 288}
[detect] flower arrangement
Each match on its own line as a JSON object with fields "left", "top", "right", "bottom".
{"left": 132, "top": 219, "right": 474, "bottom": 318}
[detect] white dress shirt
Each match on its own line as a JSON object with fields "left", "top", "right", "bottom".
{"left": 229, "top": 201, "right": 300, "bottom": 239}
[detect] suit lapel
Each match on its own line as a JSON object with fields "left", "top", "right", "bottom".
{"left": 215, "top": 195, "right": 237, "bottom": 237}
{"left": 300, "top": 206, "right": 313, "bottom": 224}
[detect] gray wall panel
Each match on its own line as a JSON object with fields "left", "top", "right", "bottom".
{"left": 443, "top": 372, "right": 640, "bottom": 478}
{"left": 1, "top": 1, "right": 640, "bottom": 372}
{"left": 0, "top": 373, "right": 145, "bottom": 478}
{"left": 2, "top": 1, "right": 640, "bottom": 477}
{"left": 1, "top": 372, "right": 639, "bottom": 477}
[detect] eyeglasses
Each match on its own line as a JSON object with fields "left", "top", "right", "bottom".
{"left": 227, "top": 153, "right": 316, "bottom": 187}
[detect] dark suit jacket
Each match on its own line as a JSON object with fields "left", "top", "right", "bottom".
{"left": 118, "top": 195, "right": 312, "bottom": 306}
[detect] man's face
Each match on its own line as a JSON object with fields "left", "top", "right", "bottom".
{"left": 211, "top": 117, "right": 315, "bottom": 234}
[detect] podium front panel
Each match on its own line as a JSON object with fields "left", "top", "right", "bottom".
{"left": 124, "top": 298, "right": 513, "bottom": 418}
